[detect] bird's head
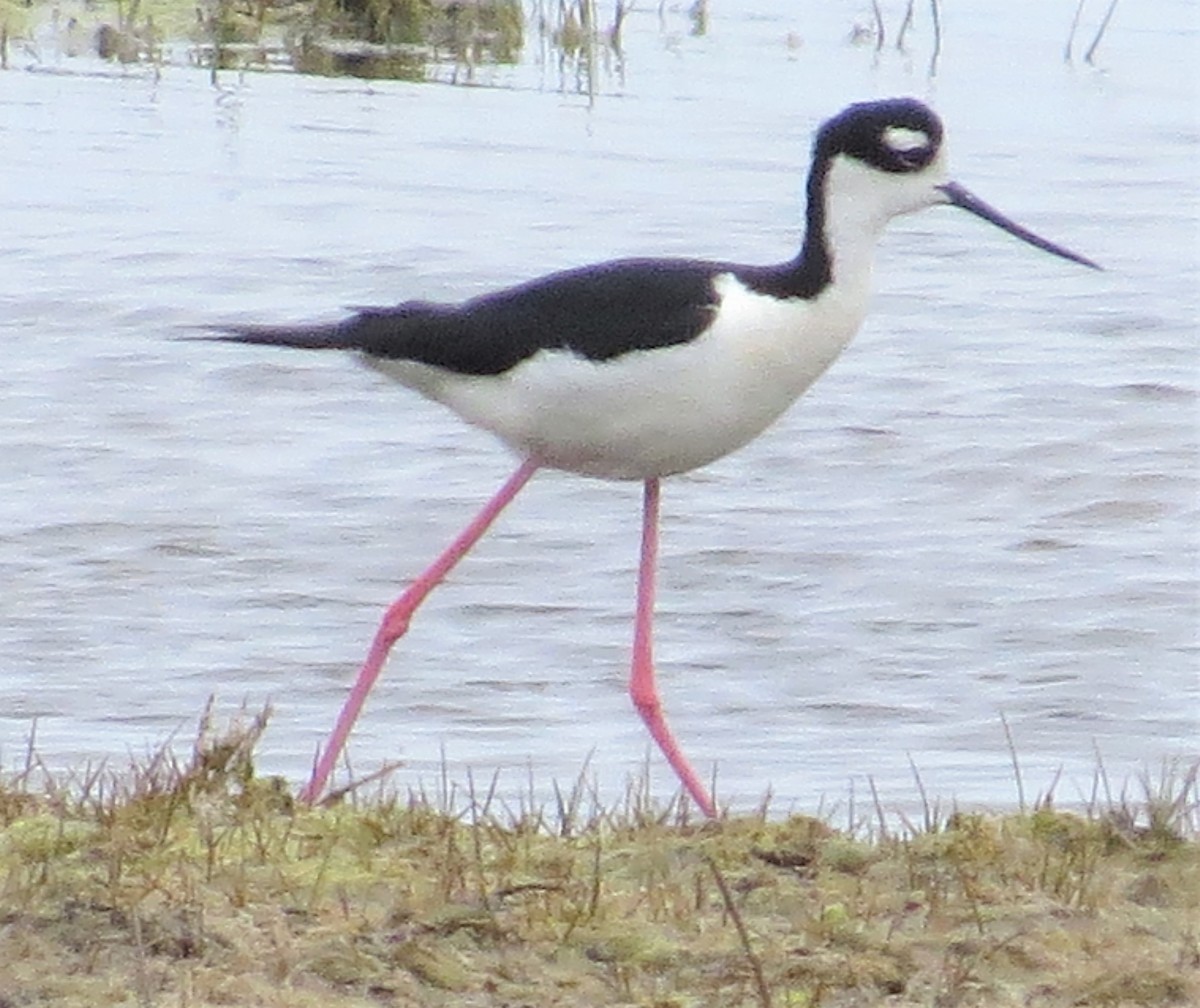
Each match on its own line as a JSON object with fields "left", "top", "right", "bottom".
{"left": 812, "top": 98, "right": 1099, "bottom": 269}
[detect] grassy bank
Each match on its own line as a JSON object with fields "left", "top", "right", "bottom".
{"left": 1, "top": 707, "right": 1196, "bottom": 1007}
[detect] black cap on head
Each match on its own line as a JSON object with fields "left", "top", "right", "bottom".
{"left": 815, "top": 98, "right": 944, "bottom": 174}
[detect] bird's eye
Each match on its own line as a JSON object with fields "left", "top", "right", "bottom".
{"left": 882, "top": 126, "right": 933, "bottom": 169}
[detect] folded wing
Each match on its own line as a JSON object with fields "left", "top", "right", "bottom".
{"left": 210, "top": 257, "right": 724, "bottom": 376}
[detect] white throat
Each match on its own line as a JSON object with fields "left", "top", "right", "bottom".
{"left": 819, "top": 152, "right": 947, "bottom": 295}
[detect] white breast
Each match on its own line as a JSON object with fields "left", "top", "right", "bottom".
{"left": 369, "top": 272, "right": 871, "bottom": 480}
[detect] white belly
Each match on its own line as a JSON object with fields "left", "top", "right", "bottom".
{"left": 369, "top": 274, "right": 868, "bottom": 480}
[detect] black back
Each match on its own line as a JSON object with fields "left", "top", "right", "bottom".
{"left": 212, "top": 99, "right": 947, "bottom": 376}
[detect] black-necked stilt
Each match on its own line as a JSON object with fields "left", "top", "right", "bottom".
{"left": 207, "top": 98, "right": 1098, "bottom": 817}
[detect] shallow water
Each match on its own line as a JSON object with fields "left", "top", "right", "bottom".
{"left": 1, "top": 1, "right": 1196, "bottom": 815}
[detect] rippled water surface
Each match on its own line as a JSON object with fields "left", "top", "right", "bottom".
{"left": 2, "top": 1, "right": 1196, "bottom": 814}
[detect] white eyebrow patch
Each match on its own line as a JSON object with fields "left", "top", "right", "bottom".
{"left": 883, "top": 126, "right": 929, "bottom": 152}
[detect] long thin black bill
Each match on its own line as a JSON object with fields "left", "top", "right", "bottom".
{"left": 938, "top": 181, "right": 1101, "bottom": 270}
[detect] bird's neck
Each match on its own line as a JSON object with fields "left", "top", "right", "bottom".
{"left": 748, "top": 155, "right": 887, "bottom": 306}
{"left": 805, "top": 155, "right": 895, "bottom": 300}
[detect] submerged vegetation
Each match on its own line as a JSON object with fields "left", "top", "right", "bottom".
{"left": 1, "top": 705, "right": 1196, "bottom": 1006}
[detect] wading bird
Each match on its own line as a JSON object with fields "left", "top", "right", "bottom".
{"left": 206, "top": 98, "right": 1098, "bottom": 818}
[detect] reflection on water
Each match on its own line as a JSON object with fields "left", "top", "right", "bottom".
{"left": 256, "top": 0, "right": 526, "bottom": 83}
{"left": 0, "top": 0, "right": 1195, "bottom": 815}
{"left": 9, "top": 0, "right": 655, "bottom": 86}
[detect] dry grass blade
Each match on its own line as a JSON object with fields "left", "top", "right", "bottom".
{"left": 704, "top": 852, "right": 772, "bottom": 1008}
{"left": 318, "top": 760, "right": 405, "bottom": 805}
{"left": 1001, "top": 711, "right": 1026, "bottom": 813}
{"left": 895, "top": 0, "right": 915, "bottom": 51}
{"left": 1064, "top": 0, "right": 1088, "bottom": 60}
{"left": 927, "top": 0, "right": 942, "bottom": 75}
{"left": 870, "top": 0, "right": 885, "bottom": 50}
{"left": 1084, "top": 0, "right": 1120, "bottom": 64}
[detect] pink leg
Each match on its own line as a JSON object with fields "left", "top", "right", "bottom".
{"left": 629, "top": 478, "right": 717, "bottom": 818}
{"left": 300, "top": 459, "right": 539, "bottom": 803}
